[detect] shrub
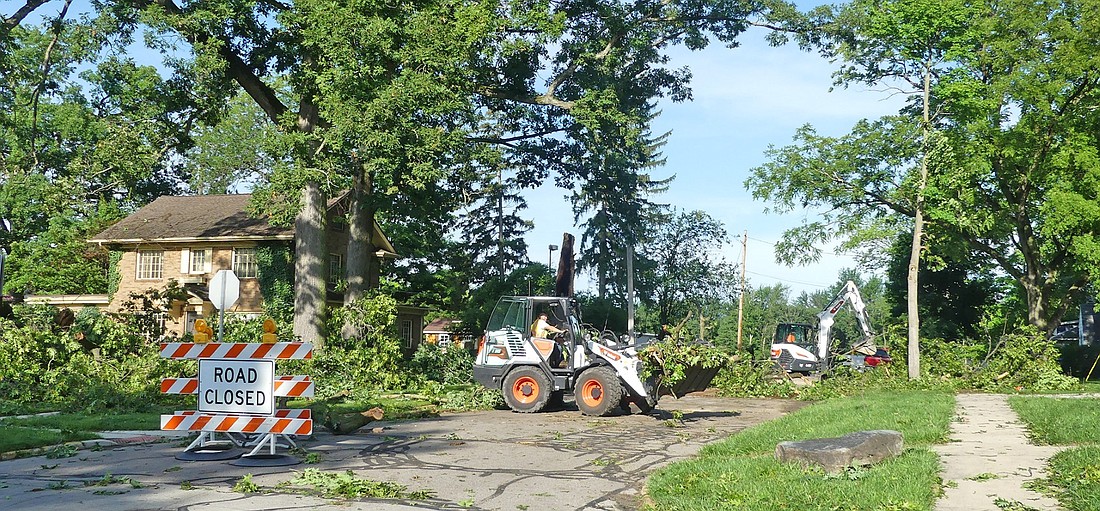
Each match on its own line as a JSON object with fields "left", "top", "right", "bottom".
{"left": 0, "top": 306, "right": 193, "bottom": 413}
{"left": 410, "top": 342, "right": 474, "bottom": 386}
{"left": 711, "top": 357, "right": 797, "bottom": 398}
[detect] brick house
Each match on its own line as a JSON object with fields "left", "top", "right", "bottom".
{"left": 30, "top": 194, "right": 425, "bottom": 346}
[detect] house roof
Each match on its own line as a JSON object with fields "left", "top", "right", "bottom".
{"left": 89, "top": 195, "right": 291, "bottom": 243}
{"left": 424, "top": 318, "right": 461, "bottom": 333}
{"left": 88, "top": 194, "right": 398, "bottom": 256}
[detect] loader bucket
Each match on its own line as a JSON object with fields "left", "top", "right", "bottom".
{"left": 659, "top": 364, "right": 722, "bottom": 398}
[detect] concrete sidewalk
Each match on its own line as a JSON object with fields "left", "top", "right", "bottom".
{"left": 934, "top": 393, "right": 1063, "bottom": 511}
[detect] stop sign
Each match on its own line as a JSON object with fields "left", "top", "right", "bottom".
{"left": 209, "top": 270, "right": 240, "bottom": 310}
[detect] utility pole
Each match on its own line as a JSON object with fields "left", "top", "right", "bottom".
{"left": 736, "top": 231, "right": 747, "bottom": 350}
{"left": 627, "top": 244, "right": 635, "bottom": 343}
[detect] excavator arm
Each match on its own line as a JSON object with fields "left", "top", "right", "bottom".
{"left": 816, "top": 281, "right": 877, "bottom": 360}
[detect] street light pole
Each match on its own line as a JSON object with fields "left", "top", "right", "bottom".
{"left": 548, "top": 244, "right": 558, "bottom": 271}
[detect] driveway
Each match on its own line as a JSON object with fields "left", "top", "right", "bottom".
{"left": 0, "top": 394, "right": 803, "bottom": 511}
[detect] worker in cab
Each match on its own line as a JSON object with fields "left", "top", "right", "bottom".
{"left": 532, "top": 312, "right": 563, "bottom": 339}
{"left": 532, "top": 312, "right": 568, "bottom": 368}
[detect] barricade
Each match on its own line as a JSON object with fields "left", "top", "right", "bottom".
{"left": 160, "top": 331, "right": 313, "bottom": 466}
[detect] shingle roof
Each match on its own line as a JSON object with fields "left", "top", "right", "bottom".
{"left": 424, "top": 318, "right": 461, "bottom": 333}
{"left": 89, "top": 194, "right": 291, "bottom": 243}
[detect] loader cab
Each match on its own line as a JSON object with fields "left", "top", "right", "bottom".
{"left": 773, "top": 323, "right": 814, "bottom": 350}
{"left": 477, "top": 296, "right": 583, "bottom": 371}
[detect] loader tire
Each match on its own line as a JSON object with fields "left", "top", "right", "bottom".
{"left": 574, "top": 366, "right": 623, "bottom": 416}
{"left": 503, "top": 367, "right": 551, "bottom": 413}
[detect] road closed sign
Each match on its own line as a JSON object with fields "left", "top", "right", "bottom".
{"left": 198, "top": 359, "right": 275, "bottom": 415}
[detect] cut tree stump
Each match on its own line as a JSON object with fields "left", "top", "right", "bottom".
{"left": 775, "top": 430, "right": 903, "bottom": 473}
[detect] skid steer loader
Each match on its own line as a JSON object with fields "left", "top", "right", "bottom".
{"left": 473, "top": 296, "right": 715, "bottom": 416}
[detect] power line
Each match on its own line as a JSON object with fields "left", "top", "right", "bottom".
{"left": 740, "top": 235, "right": 857, "bottom": 259}
{"left": 744, "top": 269, "right": 832, "bottom": 289}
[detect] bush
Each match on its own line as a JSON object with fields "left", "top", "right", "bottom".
{"left": 0, "top": 307, "right": 193, "bottom": 413}
{"left": 410, "top": 342, "right": 475, "bottom": 386}
{"left": 970, "top": 329, "right": 1078, "bottom": 391}
{"left": 711, "top": 357, "right": 797, "bottom": 398}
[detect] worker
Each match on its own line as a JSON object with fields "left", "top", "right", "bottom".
{"left": 532, "top": 312, "right": 568, "bottom": 368}
{"left": 532, "top": 312, "right": 563, "bottom": 339}
{"left": 786, "top": 331, "right": 796, "bottom": 344}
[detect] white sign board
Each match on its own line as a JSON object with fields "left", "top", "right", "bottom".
{"left": 208, "top": 269, "right": 240, "bottom": 311}
{"left": 198, "top": 359, "right": 274, "bottom": 415}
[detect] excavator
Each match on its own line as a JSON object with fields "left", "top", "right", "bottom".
{"left": 770, "top": 281, "right": 881, "bottom": 374}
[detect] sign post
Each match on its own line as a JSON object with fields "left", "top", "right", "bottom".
{"left": 208, "top": 270, "right": 240, "bottom": 342}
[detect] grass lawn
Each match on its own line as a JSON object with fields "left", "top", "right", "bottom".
{"left": 0, "top": 425, "right": 98, "bottom": 453}
{"left": 646, "top": 390, "right": 955, "bottom": 511}
{"left": 1010, "top": 396, "right": 1100, "bottom": 511}
{"left": 1009, "top": 396, "right": 1100, "bottom": 445}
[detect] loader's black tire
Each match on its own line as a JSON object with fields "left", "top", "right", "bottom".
{"left": 503, "top": 367, "right": 551, "bottom": 413}
{"left": 574, "top": 366, "right": 623, "bottom": 416}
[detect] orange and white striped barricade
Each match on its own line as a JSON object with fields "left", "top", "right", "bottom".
{"left": 160, "top": 341, "right": 313, "bottom": 465}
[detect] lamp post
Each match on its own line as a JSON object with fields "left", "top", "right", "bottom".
{"left": 548, "top": 244, "right": 558, "bottom": 271}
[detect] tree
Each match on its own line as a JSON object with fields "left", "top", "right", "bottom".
{"left": 1, "top": 5, "right": 195, "bottom": 295}
{"left": 574, "top": 105, "right": 673, "bottom": 300}
{"left": 5, "top": 0, "right": 801, "bottom": 345}
{"left": 926, "top": 0, "right": 1100, "bottom": 332}
{"left": 748, "top": 0, "right": 975, "bottom": 378}
{"left": 636, "top": 209, "right": 736, "bottom": 329}
{"left": 749, "top": 0, "right": 1100, "bottom": 351}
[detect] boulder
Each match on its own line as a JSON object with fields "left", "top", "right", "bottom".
{"left": 775, "top": 430, "right": 903, "bottom": 473}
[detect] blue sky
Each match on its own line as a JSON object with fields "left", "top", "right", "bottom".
{"left": 522, "top": 27, "right": 907, "bottom": 296}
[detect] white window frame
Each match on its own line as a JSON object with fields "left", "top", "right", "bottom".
{"left": 328, "top": 253, "right": 345, "bottom": 289}
{"left": 232, "top": 247, "right": 258, "bottom": 278}
{"left": 400, "top": 319, "right": 414, "bottom": 349}
{"left": 136, "top": 250, "right": 164, "bottom": 280}
{"left": 181, "top": 248, "right": 212, "bottom": 275}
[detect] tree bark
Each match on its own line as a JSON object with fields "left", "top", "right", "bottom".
{"left": 554, "top": 233, "right": 575, "bottom": 297}
{"left": 907, "top": 58, "right": 932, "bottom": 380}
{"left": 294, "top": 181, "right": 326, "bottom": 345}
{"left": 342, "top": 167, "right": 375, "bottom": 338}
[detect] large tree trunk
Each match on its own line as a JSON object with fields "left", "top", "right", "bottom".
{"left": 342, "top": 168, "right": 376, "bottom": 338}
{"left": 294, "top": 182, "right": 326, "bottom": 345}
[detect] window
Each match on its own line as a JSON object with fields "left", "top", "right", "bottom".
{"left": 400, "top": 319, "right": 414, "bottom": 349}
{"left": 137, "top": 250, "right": 163, "bottom": 280}
{"left": 328, "top": 253, "right": 345, "bottom": 289}
{"left": 232, "top": 248, "right": 258, "bottom": 278}
{"left": 190, "top": 249, "right": 209, "bottom": 274}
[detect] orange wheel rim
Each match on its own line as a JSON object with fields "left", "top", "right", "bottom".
{"left": 581, "top": 379, "right": 604, "bottom": 407}
{"left": 511, "top": 376, "right": 540, "bottom": 404}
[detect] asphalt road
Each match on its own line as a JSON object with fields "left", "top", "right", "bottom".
{"left": 0, "top": 394, "right": 804, "bottom": 511}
